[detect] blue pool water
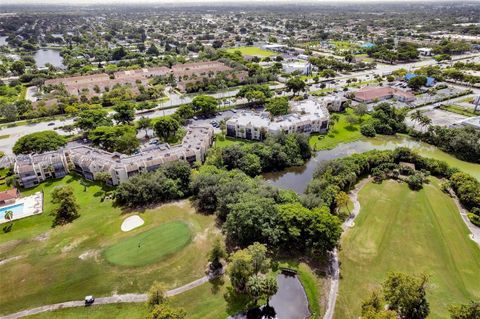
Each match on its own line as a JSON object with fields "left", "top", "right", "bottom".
{"left": 0, "top": 203, "right": 24, "bottom": 219}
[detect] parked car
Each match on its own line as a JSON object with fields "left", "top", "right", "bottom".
{"left": 85, "top": 295, "right": 95, "bottom": 305}
{"left": 48, "top": 122, "right": 55, "bottom": 126}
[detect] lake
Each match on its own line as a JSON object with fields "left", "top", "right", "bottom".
{"left": 229, "top": 272, "right": 311, "bottom": 319}
{"left": 263, "top": 135, "right": 480, "bottom": 193}
{"left": 34, "top": 48, "right": 65, "bottom": 69}
{"left": 0, "top": 36, "right": 7, "bottom": 46}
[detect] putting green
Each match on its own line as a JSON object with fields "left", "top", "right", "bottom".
{"left": 104, "top": 221, "right": 192, "bottom": 267}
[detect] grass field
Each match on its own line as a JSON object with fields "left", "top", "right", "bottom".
{"left": 335, "top": 179, "right": 480, "bottom": 319}
{"left": 438, "top": 104, "right": 479, "bottom": 117}
{"left": 25, "top": 278, "right": 249, "bottom": 319}
{"left": 0, "top": 176, "right": 218, "bottom": 315}
{"left": 214, "top": 134, "right": 256, "bottom": 148}
{"left": 226, "top": 46, "right": 276, "bottom": 57}
{"left": 25, "top": 261, "right": 323, "bottom": 319}
{"left": 309, "top": 109, "right": 370, "bottom": 151}
{"left": 104, "top": 221, "right": 192, "bottom": 267}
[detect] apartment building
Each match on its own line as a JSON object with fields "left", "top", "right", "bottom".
{"left": 226, "top": 99, "right": 330, "bottom": 141}
{"left": 43, "top": 61, "right": 247, "bottom": 97}
{"left": 15, "top": 125, "right": 214, "bottom": 187}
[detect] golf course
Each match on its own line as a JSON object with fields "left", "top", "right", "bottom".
{"left": 335, "top": 178, "right": 480, "bottom": 319}
{"left": 0, "top": 176, "right": 218, "bottom": 316}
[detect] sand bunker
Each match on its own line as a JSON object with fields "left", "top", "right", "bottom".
{"left": 121, "top": 215, "right": 144, "bottom": 232}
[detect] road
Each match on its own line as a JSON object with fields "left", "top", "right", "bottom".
{"left": 323, "top": 178, "right": 371, "bottom": 319}
{"left": 0, "top": 53, "right": 478, "bottom": 155}
{"left": 0, "top": 275, "right": 213, "bottom": 319}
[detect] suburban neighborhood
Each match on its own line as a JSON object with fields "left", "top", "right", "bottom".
{"left": 0, "top": 1, "right": 480, "bottom": 319}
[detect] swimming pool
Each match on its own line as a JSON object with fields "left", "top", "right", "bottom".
{"left": 0, "top": 203, "right": 24, "bottom": 219}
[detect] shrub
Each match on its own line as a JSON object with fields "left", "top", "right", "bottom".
{"left": 361, "top": 122, "right": 376, "bottom": 137}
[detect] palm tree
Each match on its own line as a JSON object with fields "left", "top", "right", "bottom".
{"left": 246, "top": 274, "right": 263, "bottom": 305}
{"left": 419, "top": 116, "right": 432, "bottom": 127}
{"left": 410, "top": 110, "right": 423, "bottom": 125}
{"left": 262, "top": 275, "right": 278, "bottom": 305}
{"left": 4, "top": 210, "right": 13, "bottom": 223}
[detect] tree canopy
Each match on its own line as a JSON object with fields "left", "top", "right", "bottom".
{"left": 13, "top": 131, "right": 67, "bottom": 154}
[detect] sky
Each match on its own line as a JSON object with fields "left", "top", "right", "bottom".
{"left": 2, "top": 0, "right": 470, "bottom": 4}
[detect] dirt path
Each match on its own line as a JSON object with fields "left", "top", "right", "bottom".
{"left": 323, "top": 178, "right": 371, "bottom": 319}
{"left": 449, "top": 190, "right": 480, "bottom": 245}
{"left": 0, "top": 274, "right": 216, "bottom": 319}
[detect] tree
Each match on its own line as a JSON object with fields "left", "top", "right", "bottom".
{"left": 0, "top": 103, "right": 18, "bottom": 122}
{"left": 113, "top": 102, "right": 135, "bottom": 125}
{"left": 354, "top": 103, "right": 369, "bottom": 118}
{"left": 147, "top": 281, "right": 167, "bottom": 308}
{"left": 246, "top": 274, "right": 264, "bottom": 305}
{"left": 89, "top": 125, "right": 139, "bottom": 154}
{"left": 76, "top": 109, "right": 113, "bottom": 132}
{"left": 4, "top": 210, "right": 13, "bottom": 223}
{"left": 407, "top": 76, "right": 427, "bottom": 90}
{"left": 95, "top": 171, "right": 111, "bottom": 185}
{"left": 262, "top": 274, "right": 278, "bottom": 305}
{"left": 51, "top": 185, "right": 80, "bottom": 226}
{"left": 208, "top": 238, "right": 226, "bottom": 271}
{"left": 13, "top": 131, "right": 67, "bottom": 155}
{"left": 335, "top": 191, "right": 350, "bottom": 214}
{"left": 191, "top": 95, "right": 218, "bottom": 116}
{"left": 228, "top": 243, "right": 272, "bottom": 294}
{"left": 137, "top": 116, "right": 152, "bottom": 138}
{"left": 10, "top": 61, "right": 26, "bottom": 75}
{"left": 146, "top": 44, "right": 160, "bottom": 56}
{"left": 449, "top": 301, "right": 480, "bottom": 319}
{"left": 383, "top": 272, "right": 430, "bottom": 319}
{"left": 154, "top": 116, "right": 180, "bottom": 142}
{"left": 286, "top": 77, "right": 306, "bottom": 96}
{"left": 149, "top": 304, "right": 186, "bottom": 319}
{"left": 224, "top": 194, "right": 284, "bottom": 246}
{"left": 361, "top": 292, "right": 398, "bottom": 319}
{"left": 266, "top": 97, "right": 289, "bottom": 116}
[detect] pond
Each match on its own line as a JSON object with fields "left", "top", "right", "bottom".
{"left": 263, "top": 135, "right": 480, "bottom": 193}
{"left": 34, "top": 48, "right": 65, "bottom": 69}
{"left": 230, "top": 272, "right": 310, "bottom": 319}
{"left": 0, "top": 36, "right": 7, "bottom": 46}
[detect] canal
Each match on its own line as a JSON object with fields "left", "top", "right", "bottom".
{"left": 263, "top": 135, "right": 480, "bottom": 193}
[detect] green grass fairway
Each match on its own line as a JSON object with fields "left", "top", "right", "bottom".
{"left": 104, "top": 221, "right": 192, "bottom": 267}
{"left": 0, "top": 176, "right": 217, "bottom": 316}
{"left": 226, "top": 46, "right": 275, "bottom": 57}
{"left": 336, "top": 179, "right": 480, "bottom": 319}
{"left": 25, "top": 278, "right": 248, "bottom": 319}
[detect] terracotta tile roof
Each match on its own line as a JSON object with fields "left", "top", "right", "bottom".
{"left": 0, "top": 188, "right": 18, "bottom": 202}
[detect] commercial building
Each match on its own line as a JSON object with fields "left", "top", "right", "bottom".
{"left": 353, "top": 86, "right": 415, "bottom": 103}
{"left": 226, "top": 99, "right": 330, "bottom": 141}
{"left": 15, "top": 125, "right": 213, "bottom": 187}
{"left": 282, "top": 61, "right": 312, "bottom": 75}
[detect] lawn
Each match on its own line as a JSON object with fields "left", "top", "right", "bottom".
{"left": 335, "top": 179, "right": 480, "bottom": 319}
{"left": 25, "top": 278, "right": 249, "bottom": 319}
{"left": 438, "top": 104, "right": 479, "bottom": 117}
{"left": 309, "top": 109, "right": 370, "bottom": 151}
{"left": 226, "top": 46, "right": 276, "bottom": 57}
{"left": 104, "top": 221, "right": 192, "bottom": 267}
{"left": 0, "top": 175, "right": 218, "bottom": 316}
{"left": 214, "top": 134, "right": 256, "bottom": 148}
{"left": 25, "top": 262, "right": 323, "bottom": 319}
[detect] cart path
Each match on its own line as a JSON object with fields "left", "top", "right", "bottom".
{"left": 323, "top": 178, "right": 371, "bottom": 319}
{"left": 0, "top": 275, "right": 214, "bottom": 319}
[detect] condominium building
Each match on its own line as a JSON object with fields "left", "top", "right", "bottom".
{"left": 226, "top": 99, "right": 330, "bottom": 141}
{"left": 15, "top": 125, "right": 213, "bottom": 187}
